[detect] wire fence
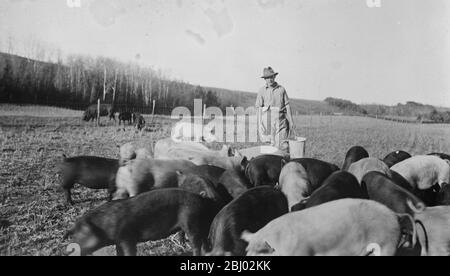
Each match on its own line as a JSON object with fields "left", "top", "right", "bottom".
{"left": 3, "top": 101, "right": 449, "bottom": 125}
{"left": 364, "top": 114, "right": 447, "bottom": 124}
{"left": 3, "top": 101, "right": 174, "bottom": 115}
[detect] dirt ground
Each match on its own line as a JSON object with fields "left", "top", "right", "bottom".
{"left": 1, "top": 106, "right": 449, "bottom": 255}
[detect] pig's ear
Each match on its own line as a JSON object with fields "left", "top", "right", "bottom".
{"left": 200, "top": 191, "right": 207, "bottom": 198}
{"left": 263, "top": 242, "right": 275, "bottom": 254}
{"left": 221, "top": 145, "right": 228, "bottom": 153}
{"left": 176, "top": 171, "right": 186, "bottom": 182}
{"left": 251, "top": 240, "right": 275, "bottom": 254}
{"left": 240, "top": 230, "right": 254, "bottom": 242}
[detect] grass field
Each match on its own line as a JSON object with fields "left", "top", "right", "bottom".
{"left": 1, "top": 105, "right": 449, "bottom": 256}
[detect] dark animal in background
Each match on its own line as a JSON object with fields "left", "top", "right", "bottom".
{"left": 132, "top": 112, "right": 139, "bottom": 124}
{"left": 0, "top": 219, "right": 10, "bottom": 229}
{"left": 118, "top": 111, "right": 133, "bottom": 125}
{"left": 242, "top": 155, "right": 288, "bottom": 187}
{"left": 64, "top": 189, "right": 219, "bottom": 256}
{"left": 342, "top": 146, "right": 369, "bottom": 171}
{"left": 291, "top": 171, "right": 366, "bottom": 212}
{"left": 206, "top": 187, "right": 288, "bottom": 256}
{"left": 383, "top": 151, "right": 412, "bottom": 168}
{"left": 218, "top": 169, "right": 252, "bottom": 199}
{"left": 83, "top": 104, "right": 116, "bottom": 122}
{"left": 291, "top": 158, "right": 340, "bottom": 191}
{"left": 58, "top": 155, "right": 119, "bottom": 205}
{"left": 133, "top": 113, "right": 146, "bottom": 130}
{"left": 361, "top": 171, "right": 426, "bottom": 216}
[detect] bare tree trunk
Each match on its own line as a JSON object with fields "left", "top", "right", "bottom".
{"left": 150, "top": 78, "right": 153, "bottom": 106}
{"left": 112, "top": 69, "right": 118, "bottom": 103}
{"left": 103, "top": 65, "right": 107, "bottom": 101}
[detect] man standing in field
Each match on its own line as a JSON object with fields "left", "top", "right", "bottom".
{"left": 256, "top": 67, "right": 295, "bottom": 152}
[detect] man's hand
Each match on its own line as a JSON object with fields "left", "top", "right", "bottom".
{"left": 290, "top": 122, "right": 296, "bottom": 130}
{"left": 286, "top": 105, "right": 295, "bottom": 135}
{"left": 289, "top": 122, "right": 296, "bottom": 137}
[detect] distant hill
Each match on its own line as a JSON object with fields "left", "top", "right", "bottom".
{"left": 361, "top": 101, "right": 450, "bottom": 123}
{"left": 205, "top": 86, "right": 341, "bottom": 115}
{"left": 362, "top": 102, "right": 435, "bottom": 117}
{"left": 325, "top": 97, "right": 367, "bottom": 115}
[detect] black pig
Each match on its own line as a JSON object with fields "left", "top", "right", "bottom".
{"left": 64, "top": 189, "right": 219, "bottom": 256}
{"left": 58, "top": 155, "right": 119, "bottom": 205}
{"left": 206, "top": 186, "right": 288, "bottom": 256}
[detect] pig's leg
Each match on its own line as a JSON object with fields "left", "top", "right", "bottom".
{"left": 234, "top": 239, "right": 248, "bottom": 257}
{"left": 116, "top": 241, "right": 137, "bottom": 256}
{"left": 179, "top": 231, "right": 187, "bottom": 246}
{"left": 107, "top": 192, "right": 113, "bottom": 202}
{"left": 61, "top": 182, "right": 74, "bottom": 205}
{"left": 107, "top": 181, "right": 117, "bottom": 202}
{"left": 64, "top": 189, "right": 74, "bottom": 205}
{"left": 186, "top": 232, "right": 203, "bottom": 256}
{"left": 61, "top": 174, "right": 75, "bottom": 205}
{"left": 116, "top": 245, "right": 124, "bottom": 256}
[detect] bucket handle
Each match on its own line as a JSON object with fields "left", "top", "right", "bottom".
{"left": 289, "top": 127, "right": 298, "bottom": 139}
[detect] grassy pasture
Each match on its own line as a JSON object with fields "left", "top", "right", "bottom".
{"left": 0, "top": 105, "right": 449, "bottom": 255}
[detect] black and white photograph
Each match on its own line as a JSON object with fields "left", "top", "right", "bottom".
{"left": 0, "top": 0, "right": 450, "bottom": 258}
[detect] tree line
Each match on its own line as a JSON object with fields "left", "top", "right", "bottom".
{"left": 325, "top": 97, "right": 450, "bottom": 123}
{"left": 1, "top": 49, "right": 448, "bottom": 122}
{"left": 0, "top": 52, "right": 223, "bottom": 114}
{"left": 324, "top": 97, "right": 368, "bottom": 115}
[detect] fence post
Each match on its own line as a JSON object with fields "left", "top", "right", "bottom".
{"left": 151, "top": 100, "right": 156, "bottom": 123}
{"left": 97, "top": 99, "right": 100, "bottom": 127}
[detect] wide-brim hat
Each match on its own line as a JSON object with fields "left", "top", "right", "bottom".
{"left": 261, "top": 67, "right": 279, "bottom": 79}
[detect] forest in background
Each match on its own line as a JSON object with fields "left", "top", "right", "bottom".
{"left": 0, "top": 51, "right": 343, "bottom": 115}
{"left": 0, "top": 50, "right": 449, "bottom": 122}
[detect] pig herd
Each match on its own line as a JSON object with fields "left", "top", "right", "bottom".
{"left": 59, "top": 139, "right": 450, "bottom": 256}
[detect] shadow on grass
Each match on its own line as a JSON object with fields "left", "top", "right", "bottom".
{"left": 73, "top": 196, "right": 109, "bottom": 205}
{"left": 0, "top": 219, "right": 10, "bottom": 229}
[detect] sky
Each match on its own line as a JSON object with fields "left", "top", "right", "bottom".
{"left": 0, "top": 0, "right": 449, "bottom": 107}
